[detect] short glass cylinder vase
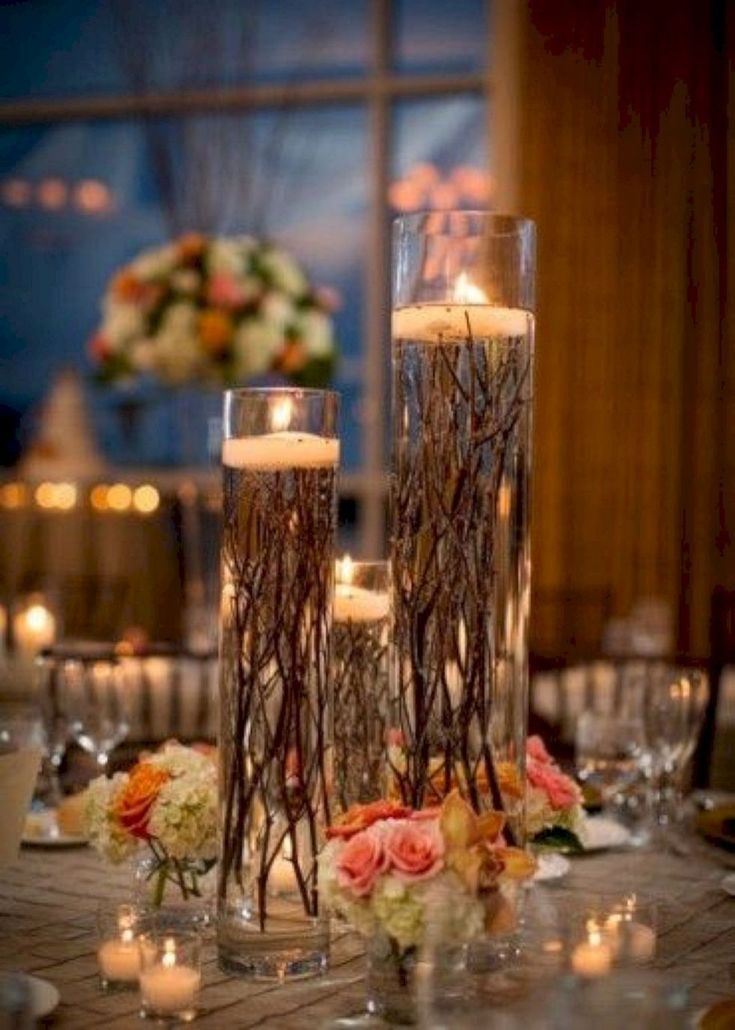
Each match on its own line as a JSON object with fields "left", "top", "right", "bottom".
{"left": 133, "top": 854, "right": 216, "bottom": 931}
{"left": 333, "top": 558, "right": 390, "bottom": 811}
{"left": 389, "top": 212, "right": 536, "bottom": 844}
{"left": 217, "top": 388, "right": 339, "bottom": 980}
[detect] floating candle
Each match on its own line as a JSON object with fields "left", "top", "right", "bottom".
{"left": 222, "top": 432, "right": 339, "bottom": 471}
{"left": 334, "top": 583, "right": 390, "bottom": 623}
{"left": 392, "top": 303, "right": 530, "bottom": 343}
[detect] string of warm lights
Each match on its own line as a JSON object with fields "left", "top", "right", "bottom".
{"left": 0, "top": 481, "right": 162, "bottom": 515}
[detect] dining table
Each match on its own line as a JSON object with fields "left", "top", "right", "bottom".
{"left": 1, "top": 833, "right": 733, "bottom": 1028}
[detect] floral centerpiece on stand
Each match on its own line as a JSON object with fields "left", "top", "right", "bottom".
{"left": 320, "top": 793, "right": 535, "bottom": 1023}
{"left": 526, "top": 735, "right": 586, "bottom": 852}
{"left": 83, "top": 742, "right": 217, "bottom": 908}
{"left": 89, "top": 234, "right": 337, "bottom": 388}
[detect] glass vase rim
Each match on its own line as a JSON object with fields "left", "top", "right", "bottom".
{"left": 392, "top": 210, "right": 536, "bottom": 238}
{"left": 224, "top": 386, "right": 340, "bottom": 403}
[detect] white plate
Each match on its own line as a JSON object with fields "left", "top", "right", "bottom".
{"left": 19, "top": 974, "right": 60, "bottom": 1019}
{"left": 580, "top": 815, "right": 631, "bottom": 852}
{"left": 22, "top": 809, "right": 88, "bottom": 848}
{"left": 533, "top": 852, "right": 571, "bottom": 882}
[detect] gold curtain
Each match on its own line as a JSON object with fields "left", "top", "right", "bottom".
{"left": 518, "top": 0, "right": 733, "bottom": 658}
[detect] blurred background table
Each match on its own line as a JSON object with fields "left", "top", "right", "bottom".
{"left": 1, "top": 838, "right": 733, "bottom": 1028}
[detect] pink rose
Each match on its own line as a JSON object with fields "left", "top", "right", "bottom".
{"left": 385, "top": 820, "right": 444, "bottom": 883}
{"left": 336, "top": 826, "right": 389, "bottom": 897}
{"left": 207, "top": 273, "right": 252, "bottom": 309}
{"left": 527, "top": 760, "right": 580, "bottom": 810}
{"left": 527, "top": 735, "right": 552, "bottom": 764}
{"left": 410, "top": 807, "right": 441, "bottom": 821}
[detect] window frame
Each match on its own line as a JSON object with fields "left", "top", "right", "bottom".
{"left": 0, "top": 0, "right": 518, "bottom": 557}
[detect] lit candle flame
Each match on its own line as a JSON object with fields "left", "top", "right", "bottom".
{"left": 271, "top": 397, "right": 293, "bottom": 433}
{"left": 453, "top": 271, "right": 488, "bottom": 304}
{"left": 26, "top": 604, "right": 52, "bottom": 634}
{"left": 162, "top": 938, "right": 176, "bottom": 969}
{"left": 337, "top": 554, "right": 354, "bottom": 585}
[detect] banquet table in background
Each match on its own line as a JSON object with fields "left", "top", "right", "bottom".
{"left": 1, "top": 842, "right": 733, "bottom": 1028}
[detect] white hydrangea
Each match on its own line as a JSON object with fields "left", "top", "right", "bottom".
{"left": 260, "top": 290, "right": 295, "bottom": 332}
{"left": 101, "top": 301, "right": 145, "bottom": 347}
{"left": 144, "top": 744, "right": 218, "bottom": 861}
{"left": 83, "top": 773, "right": 137, "bottom": 864}
{"left": 171, "top": 269, "right": 201, "bottom": 294}
{"left": 296, "top": 309, "right": 333, "bottom": 358}
{"left": 371, "top": 878, "right": 424, "bottom": 951}
{"left": 131, "top": 244, "right": 177, "bottom": 282}
{"left": 233, "top": 318, "right": 283, "bottom": 380}
{"left": 207, "top": 238, "right": 245, "bottom": 277}
{"left": 262, "top": 248, "right": 307, "bottom": 297}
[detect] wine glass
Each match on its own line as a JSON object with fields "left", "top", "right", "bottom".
{"left": 643, "top": 665, "right": 709, "bottom": 831}
{"left": 34, "top": 655, "right": 70, "bottom": 805}
{"left": 63, "top": 659, "right": 130, "bottom": 772}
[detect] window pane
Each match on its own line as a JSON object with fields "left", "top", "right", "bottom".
{"left": 390, "top": 94, "right": 491, "bottom": 213}
{"left": 392, "top": 0, "right": 489, "bottom": 76}
{"left": 0, "top": 104, "right": 368, "bottom": 470}
{"left": 1, "top": 0, "right": 370, "bottom": 101}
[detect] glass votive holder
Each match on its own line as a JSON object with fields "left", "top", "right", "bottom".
{"left": 97, "top": 902, "right": 149, "bottom": 992}
{"left": 332, "top": 556, "right": 390, "bottom": 810}
{"left": 138, "top": 931, "right": 202, "bottom": 1024}
{"left": 565, "top": 893, "right": 657, "bottom": 979}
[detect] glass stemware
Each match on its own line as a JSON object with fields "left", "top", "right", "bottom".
{"left": 643, "top": 666, "right": 709, "bottom": 831}
{"left": 34, "top": 655, "right": 70, "bottom": 805}
{"left": 63, "top": 659, "right": 130, "bottom": 772}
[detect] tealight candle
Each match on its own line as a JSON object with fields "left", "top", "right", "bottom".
{"left": 139, "top": 933, "right": 202, "bottom": 1020}
{"left": 98, "top": 933, "right": 140, "bottom": 983}
{"left": 571, "top": 928, "right": 613, "bottom": 979}
{"left": 97, "top": 904, "right": 147, "bottom": 990}
{"left": 223, "top": 432, "right": 339, "bottom": 471}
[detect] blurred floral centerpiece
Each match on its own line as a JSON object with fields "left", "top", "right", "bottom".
{"left": 84, "top": 743, "right": 217, "bottom": 907}
{"left": 89, "top": 233, "right": 337, "bottom": 388}
{"left": 526, "top": 735, "right": 586, "bottom": 852}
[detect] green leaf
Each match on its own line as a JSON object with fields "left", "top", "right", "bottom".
{"left": 532, "top": 827, "right": 585, "bottom": 854}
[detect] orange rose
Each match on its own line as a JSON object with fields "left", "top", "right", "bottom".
{"left": 116, "top": 762, "right": 169, "bottom": 840}
{"left": 112, "top": 270, "right": 147, "bottom": 303}
{"left": 275, "top": 339, "right": 306, "bottom": 374}
{"left": 198, "top": 309, "right": 233, "bottom": 356}
{"left": 326, "top": 799, "right": 411, "bottom": 840}
{"left": 177, "top": 232, "right": 206, "bottom": 264}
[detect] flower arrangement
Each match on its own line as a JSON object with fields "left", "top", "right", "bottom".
{"left": 83, "top": 742, "right": 217, "bottom": 905}
{"left": 525, "top": 735, "right": 586, "bottom": 852}
{"left": 320, "top": 794, "right": 535, "bottom": 954}
{"left": 89, "top": 233, "right": 337, "bottom": 388}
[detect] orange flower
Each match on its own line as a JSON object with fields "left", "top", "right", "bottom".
{"left": 116, "top": 762, "right": 169, "bottom": 840}
{"left": 198, "top": 309, "right": 233, "bottom": 356}
{"left": 275, "top": 339, "right": 306, "bottom": 374}
{"left": 112, "top": 270, "right": 146, "bottom": 303}
{"left": 177, "top": 232, "right": 206, "bottom": 264}
{"left": 326, "top": 799, "right": 411, "bottom": 840}
{"left": 439, "top": 790, "right": 534, "bottom": 892}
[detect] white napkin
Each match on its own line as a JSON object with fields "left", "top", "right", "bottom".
{"left": 0, "top": 749, "right": 42, "bottom": 865}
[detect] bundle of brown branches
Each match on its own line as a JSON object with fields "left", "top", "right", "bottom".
{"left": 219, "top": 462, "right": 336, "bottom": 928}
{"left": 390, "top": 322, "right": 531, "bottom": 843}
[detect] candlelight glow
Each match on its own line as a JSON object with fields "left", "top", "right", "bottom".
{"left": 162, "top": 939, "right": 176, "bottom": 969}
{"left": 336, "top": 554, "right": 354, "bottom": 585}
{"left": 26, "top": 604, "right": 52, "bottom": 634}
{"left": 133, "top": 484, "right": 160, "bottom": 515}
{"left": 453, "top": 271, "right": 488, "bottom": 304}
{"left": 270, "top": 397, "right": 293, "bottom": 433}
{"left": 107, "top": 483, "right": 133, "bottom": 512}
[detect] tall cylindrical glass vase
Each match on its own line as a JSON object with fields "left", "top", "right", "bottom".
{"left": 217, "top": 388, "right": 339, "bottom": 979}
{"left": 389, "top": 212, "right": 535, "bottom": 846}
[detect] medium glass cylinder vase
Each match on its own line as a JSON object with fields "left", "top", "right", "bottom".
{"left": 332, "top": 558, "right": 390, "bottom": 811}
{"left": 217, "top": 387, "right": 339, "bottom": 979}
{"left": 389, "top": 212, "right": 535, "bottom": 845}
